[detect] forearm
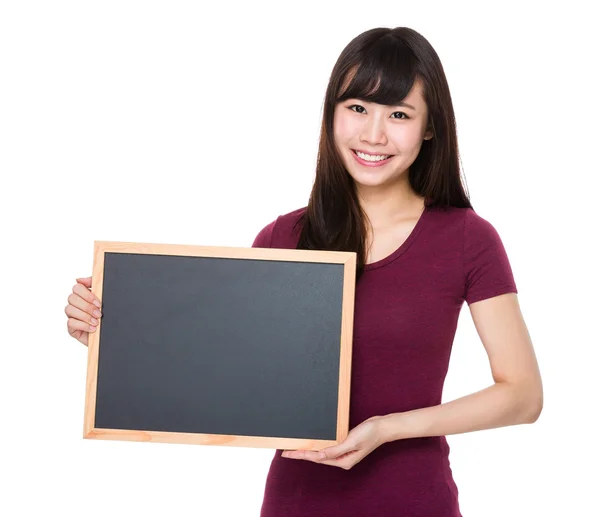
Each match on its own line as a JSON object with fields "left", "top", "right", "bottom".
{"left": 377, "top": 381, "right": 543, "bottom": 444}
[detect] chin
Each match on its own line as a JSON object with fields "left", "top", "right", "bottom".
{"left": 350, "top": 175, "right": 393, "bottom": 189}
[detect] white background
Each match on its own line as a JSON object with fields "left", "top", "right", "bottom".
{"left": 1, "top": 1, "right": 598, "bottom": 515}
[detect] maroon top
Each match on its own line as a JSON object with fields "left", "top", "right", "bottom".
{"left": 253, "top": 204, "right": 518, "bottom": 516}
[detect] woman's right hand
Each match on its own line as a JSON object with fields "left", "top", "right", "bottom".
{"left": 64, "top": 276, "right": 102, "bottom": 347}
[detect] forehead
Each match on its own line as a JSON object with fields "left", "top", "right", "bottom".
{"left": 337, "top": 64, "right": 426, "bottom": 108}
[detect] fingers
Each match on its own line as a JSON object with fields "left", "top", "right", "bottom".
{"left": 64, "top": 278, "right": 102, "bottom": 340}
{"left": 76, "top": 276, "right": 92, "bottom": 288}
{"left": 65, "top": 290, "right": 101, "bottom": 322}
{"left": 65, "top": 304, "right": 100, "bottom": 331}
{"left": 72, "top": 281, "right": 101, "bottom": 310}
{"left": 65, "top": 277, "right": 99, "bottom": 346}
{"left": 282, "top": 449, "right": 325, "bottom": 461}
{"left": 66, "top": 315, "right": 98, "bottom": 334}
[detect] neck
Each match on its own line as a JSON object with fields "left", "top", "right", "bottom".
{"left": 355, "top": 179, "right": 425, "bottom": 230}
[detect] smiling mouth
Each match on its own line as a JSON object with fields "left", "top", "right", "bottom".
{"left": 351, "top": 149, "right": 394, "bottom": 164}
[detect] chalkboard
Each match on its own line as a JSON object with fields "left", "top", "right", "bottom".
{"left": 84, "top": 240, "right": 357, "bottom": 451}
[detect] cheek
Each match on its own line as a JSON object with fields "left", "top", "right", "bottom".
{"left": 333, "top": 111, "right": 355, "bottom": 144}
{"left": 390, "top": 125, "right": 426, "bottom": 153}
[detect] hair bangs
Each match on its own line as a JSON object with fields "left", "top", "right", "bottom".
{"left": 336, "top": 39, "right": 418, "bottom": 106}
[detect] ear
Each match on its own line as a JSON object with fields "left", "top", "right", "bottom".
{"left": 423, "top": 119, "right": 434, "bottom": 140}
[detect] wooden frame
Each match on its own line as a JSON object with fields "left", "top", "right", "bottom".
{"left": 84, "top": 240, "right": 357, "bottom": 450}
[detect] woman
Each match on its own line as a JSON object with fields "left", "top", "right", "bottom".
{"left": 65, "top": 27, "right": 543, "bottom": 516}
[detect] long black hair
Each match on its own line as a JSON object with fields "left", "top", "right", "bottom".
{"left": 295, "top": 27, "right": 472, "bottom": 280}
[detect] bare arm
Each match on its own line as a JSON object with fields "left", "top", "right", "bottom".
{"left": 377, "top": 293, "right": 543, "bottom": 442}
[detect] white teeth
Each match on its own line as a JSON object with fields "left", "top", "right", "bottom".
{"left": 355, "top": 151, "right": 390, "bottom": 162}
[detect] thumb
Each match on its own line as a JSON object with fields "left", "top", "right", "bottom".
{"left": 319, "top": 440, "right": 356, "bottom": 460}
{"left": 76, "top": 276, "right": 92, "bottom": 288}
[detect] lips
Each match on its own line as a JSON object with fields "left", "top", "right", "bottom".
{"left": 351, "top": 149, "right": 394, "bottom": 167}
{"left": 352, "top": 149, "right": 392, "bottom": 160}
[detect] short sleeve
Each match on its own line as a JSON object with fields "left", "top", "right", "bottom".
{"left": 251, "top": 218, "right": 277, "bottom": 248}
{"left": 463, "top": 209, "right": 518, "bottom": 305}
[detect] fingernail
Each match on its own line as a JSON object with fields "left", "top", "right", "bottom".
{"left": 89, "top": 325, "right": 96, "bottom": 332}
{"left": 93, "top": 309, "right": 102, "bottom": 318}
{"left": 93, "top": 300, "right": 101, "bottom": 308}
{"left": 91, "top": 318, "right": 99, "bottom": 325}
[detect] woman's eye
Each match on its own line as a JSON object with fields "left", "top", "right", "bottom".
{"left": 349, "top": 105, "right": 366, "bottom": 113}
{"left": 348, "top": 105, "right": 408, "bottom": 119}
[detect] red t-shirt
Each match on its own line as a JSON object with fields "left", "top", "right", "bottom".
{"left": 254, "top": 204, "right": 518, "bottom": 517}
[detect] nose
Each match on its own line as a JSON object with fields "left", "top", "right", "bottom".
{"left": 360, "top": 114, "right": 388, "bottom": 147}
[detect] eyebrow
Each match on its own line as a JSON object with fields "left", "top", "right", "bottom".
{"left": 394, "top": 101, "right": 417, "bottom": 111}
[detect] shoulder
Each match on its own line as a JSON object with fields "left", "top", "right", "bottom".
{"left": 460, "top": 207, "right": 517, "bottom": 303}
{"left": 460, "top": 207, "right": 507, "bottom": 247}
{"left": 279, "top": 206, "right": 307, "bottom": 224}
{"left": 427, "top": 204, "right": 480, "bottom": 224}
{"left": 428, "top": 205, "right": 500, "bottom": 236}
{"left": 461, "top": 206, "right": 494, "bottom": 228}
{"left": 251, "top": 206, "right": 307, "bottom": 248}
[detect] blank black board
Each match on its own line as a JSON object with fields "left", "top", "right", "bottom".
{"left": 84, "top": 242, "right": 356, "bottom": 450}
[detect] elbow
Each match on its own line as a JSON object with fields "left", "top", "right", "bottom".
{"left": 504, "top": 378, "right": 543, "bottom": 424}
{"left": 525, "top": 397, "right": 543, "bottom": 423}
{"left": 523, "top": 385, "right": 544, "bottom": 424}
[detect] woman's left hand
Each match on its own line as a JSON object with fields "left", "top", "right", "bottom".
{"left": 281, "top": 415, "right": 385, "bottom": 470}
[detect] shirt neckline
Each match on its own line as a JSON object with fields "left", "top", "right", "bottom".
{"left": 363, "top": 204, "right": 431, "bottom": 272}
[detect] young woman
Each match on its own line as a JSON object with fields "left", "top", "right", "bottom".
{"left": 65, "top": 27, "right": 543, "bottom": 516}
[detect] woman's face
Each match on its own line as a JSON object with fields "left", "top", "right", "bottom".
{"left": 333, "top": 79, "right": 433, "bottom": 189}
